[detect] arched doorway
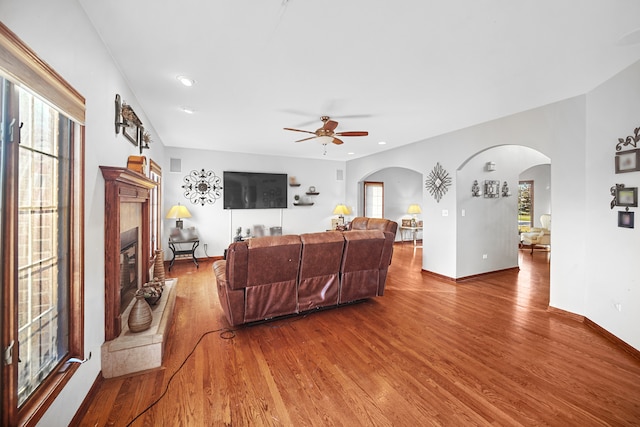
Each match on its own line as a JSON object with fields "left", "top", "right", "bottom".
{"left": 358, "top": 167, "right": 423, "bottom": 242}
{"left": 456, "top": 145, "right": 550, "bottom": 277}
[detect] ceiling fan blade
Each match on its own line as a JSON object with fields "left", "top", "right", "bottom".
{"left": 336, "top": 131, "right": 368, "bottom": 137}
{"left": 323, "top": 120, "right": 339, "bottom": 131}
{"left": 295, "top": 136, "right": 317, "bottom": 143}
{"left": 333, "top": 114, "right": 373, "bottom": 120}
{"left": 284, "top": 127, "right": 316, "bottom": 135}
{"left": 332, "top": 138, "right": 344, "bottom": 145}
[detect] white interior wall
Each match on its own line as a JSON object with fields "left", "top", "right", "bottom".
{"left": 1, "top": 1, "right": 167, "bottom": 425}
{"left": 346, "top": 98, "right": 582, "bottom": 280}
{"left": 456, "top": 145, "right": 550, "bottom": 278}
{"left": 584, "top": 59, "right": 640, "bottom": 349}
{"left": 163, "top": 147, "right": 346, "bottom": 258}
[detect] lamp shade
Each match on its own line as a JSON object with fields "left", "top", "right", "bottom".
{"left": 407, "top": 204, "right": 422, "bottom": 214}
{"left": 333, "top": 204, "right": 351, "bottom": 215}
{"left": 165, "top": 204, "right": 192, "bottom": 220}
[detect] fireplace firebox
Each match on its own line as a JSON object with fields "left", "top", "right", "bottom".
{"left": 120, "top": 227, "right": 139, "bottom": 314}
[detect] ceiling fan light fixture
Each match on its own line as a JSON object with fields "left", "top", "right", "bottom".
{"left": 176, "top": 75, "right": 195, "bottom": 87}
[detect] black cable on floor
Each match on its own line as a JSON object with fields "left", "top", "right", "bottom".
{"left": 125, "top": 308, "right": 331, "bottom": 425}
{"left": 126, "top": 327, "right": 238, "bottom": 426}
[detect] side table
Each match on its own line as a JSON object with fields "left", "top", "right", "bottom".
{"left": 168, "top": 234, "right": 199, "bottom": 271}
{"left": 400, "top": 226, "right": 423, "bottom": 247}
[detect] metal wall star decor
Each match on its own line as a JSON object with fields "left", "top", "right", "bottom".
{"left": 425, "top": 162, "right": 451, "bottom": 203}
{"left": 182, "top": 169, "right": 223, "bottom": 206}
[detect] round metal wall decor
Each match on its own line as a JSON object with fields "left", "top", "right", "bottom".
{"left": 182, "top": 169, "right": 223, "bottom": 206}
{"left": 425, "top": 162, "right": 451, "bottom": 203}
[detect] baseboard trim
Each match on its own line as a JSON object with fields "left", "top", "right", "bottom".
{"left": 454, "top": 267, "right": 520, "bottom": 282}
{"left": 547, "top": 306, "right": 640, "bottom": 362}
{"left": 421, "top": 269, "right": 456, "bottom": 282}
{"left": 421, "top": 266, "right": 520, "bottom": 283}
{"left": 583, "top": 318, "right": 640, "bottom": 363}
{"left": 546, "top": 306, "right": 585, "bottom": 322}
{"left": 68, "top": 373, "right": 104, "bottom": 426}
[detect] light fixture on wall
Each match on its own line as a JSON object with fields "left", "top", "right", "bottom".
{"left": 166, "top": 203, "right": 192, "bottom": 229}
{"left": 471, "top": 180, "right": 482, "bottom": 197}
{"left": 333, "top": 204, "right": 351, "bottom": 226}
{"left": 407, "top": 204, "right": 422, "bottom": 226}
{"left": 486, "top": 162, "right": 496, "bottom": 171}
{"left": 501, "top": 181, "right": 511, "bottom": 197}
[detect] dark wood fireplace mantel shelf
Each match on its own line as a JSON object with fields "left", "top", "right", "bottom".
{"left": 101, "top": 166, "right": 157, "bottom": 341}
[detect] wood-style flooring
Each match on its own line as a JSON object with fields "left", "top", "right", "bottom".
{"left": 75, "top": 245, "right": 640, "bottom": 426}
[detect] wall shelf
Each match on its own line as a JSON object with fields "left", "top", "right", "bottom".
{"left": 306, "top": 192, "right": 319, "bottom": 195}
{"left": 293, "top": 202, "right": 314, "bottom": 206}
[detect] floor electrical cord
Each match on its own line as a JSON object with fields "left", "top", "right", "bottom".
{"left": 126, "top": 327, "right": 238, "bottom": 426}
{"left": 124, "top": 307, "right": 335, "bottom": 425}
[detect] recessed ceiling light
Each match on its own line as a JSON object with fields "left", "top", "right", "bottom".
{"left": 176, "top": 75, "right": 195, "bottom": 87}
{"left": 347, "top": 152, "right": 355, "bottom": 155}
{"left": 378, "top": 141, "right": 387, "bottom": 145}
{"left": 181, "top": 106, "right": 195, "bottom": 114}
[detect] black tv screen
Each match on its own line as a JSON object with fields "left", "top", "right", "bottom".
{"left": 223, "top": 171, "right": 288, "bottom": 209}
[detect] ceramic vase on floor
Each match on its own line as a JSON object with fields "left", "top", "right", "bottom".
{"left": 153, "top": 249, "right": 165, "bottom": 283}
{"left": 128, "top": 295, "right": 152, "bottom": 332}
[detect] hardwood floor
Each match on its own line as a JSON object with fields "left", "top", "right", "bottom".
{"left": 75, "top": 245, "right": 640, "bottom": 426}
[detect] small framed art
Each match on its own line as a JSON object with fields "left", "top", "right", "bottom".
{"left": 484, "top": 180, "right": 500, "bottom": 198}
{"left": 618, "top": 211, "right": 634, "bottom": 228}
{"left": 616, "top": 187, "right": 638, "bottom": 207}
{"left": 615, "top": 149, "right": 640, "bottom": 173}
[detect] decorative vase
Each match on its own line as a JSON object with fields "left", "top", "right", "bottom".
{"left": 153, "top": 249, "right": 165, "bottom": 283}
{"left": 128, "top": 295, "right": 153, "bottom": 332}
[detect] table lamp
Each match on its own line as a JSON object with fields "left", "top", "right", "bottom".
{"left": 333, "top": 204, "right": 351, "bottom": 227}
{"left": 166, "top": 203, "right": 192, "bottom": 229}
{"left": 407, "top": 204, "right": 421, "bottom": 227}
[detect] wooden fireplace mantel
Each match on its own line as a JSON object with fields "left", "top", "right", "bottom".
{"left": 101, "top": 166, "right": 156, "bottom": 341}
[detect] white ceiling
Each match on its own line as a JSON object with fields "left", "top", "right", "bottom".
{"left": 79, "top": 0, "right": 640, "bottom": 161}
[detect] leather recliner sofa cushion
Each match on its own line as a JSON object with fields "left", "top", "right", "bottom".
{"left": 339, "top": 230, "right": 385, "bottom": 303}
{"left": 298, "top": 231, "right": 345, "bottom": 311}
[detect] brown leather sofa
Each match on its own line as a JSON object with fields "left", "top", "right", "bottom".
{"left": 214, "top": 218, "right": 398, "bottom": 326}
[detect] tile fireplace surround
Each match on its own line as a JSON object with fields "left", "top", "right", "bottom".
{"left": 101, "top": 279, "right": 177, "bottom": 378}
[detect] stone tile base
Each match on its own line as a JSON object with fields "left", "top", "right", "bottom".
{"left": 101, "top": 279, "right": 177, "bottom": 378}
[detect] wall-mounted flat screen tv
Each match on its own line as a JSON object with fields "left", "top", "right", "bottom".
{"left": 223, "top": 171, "right": 288, "bottom": 209}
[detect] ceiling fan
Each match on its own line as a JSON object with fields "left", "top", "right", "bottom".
{"left": 284, "top": 116, "right": 368, "bottom": 146}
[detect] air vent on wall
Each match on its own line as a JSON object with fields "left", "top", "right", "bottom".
{"left": 170, "top": 158, "right": 181, "bottom": 173}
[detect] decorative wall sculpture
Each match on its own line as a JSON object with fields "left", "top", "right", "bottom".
{"left": 182, "top": 169, "right": 223, "bottom": 206}
{"left": 615, "top": 126, "right": 640, "bottom": 173}
{"left": 425, "top": 162, "right": 451, "bottom": 203}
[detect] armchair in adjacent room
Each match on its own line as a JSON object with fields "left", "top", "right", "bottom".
{"left": 521, "top": 214, "right": 551, "bottom": 254}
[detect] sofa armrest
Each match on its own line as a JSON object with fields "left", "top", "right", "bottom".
{"left": 213, "top": 259, "right": 227, "bottom": 284}
{"left": 213, "top": 259, "right": 245, "bottom": 326}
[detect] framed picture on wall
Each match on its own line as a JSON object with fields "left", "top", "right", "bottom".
{"left": 618, "top": 211, "right": 634, "bottom": 228}
{"left": 616, "top": 187, "right": 638, "bottom": 207}
{"left": 615, "top": 149, "right": 640, "bottom": 173}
